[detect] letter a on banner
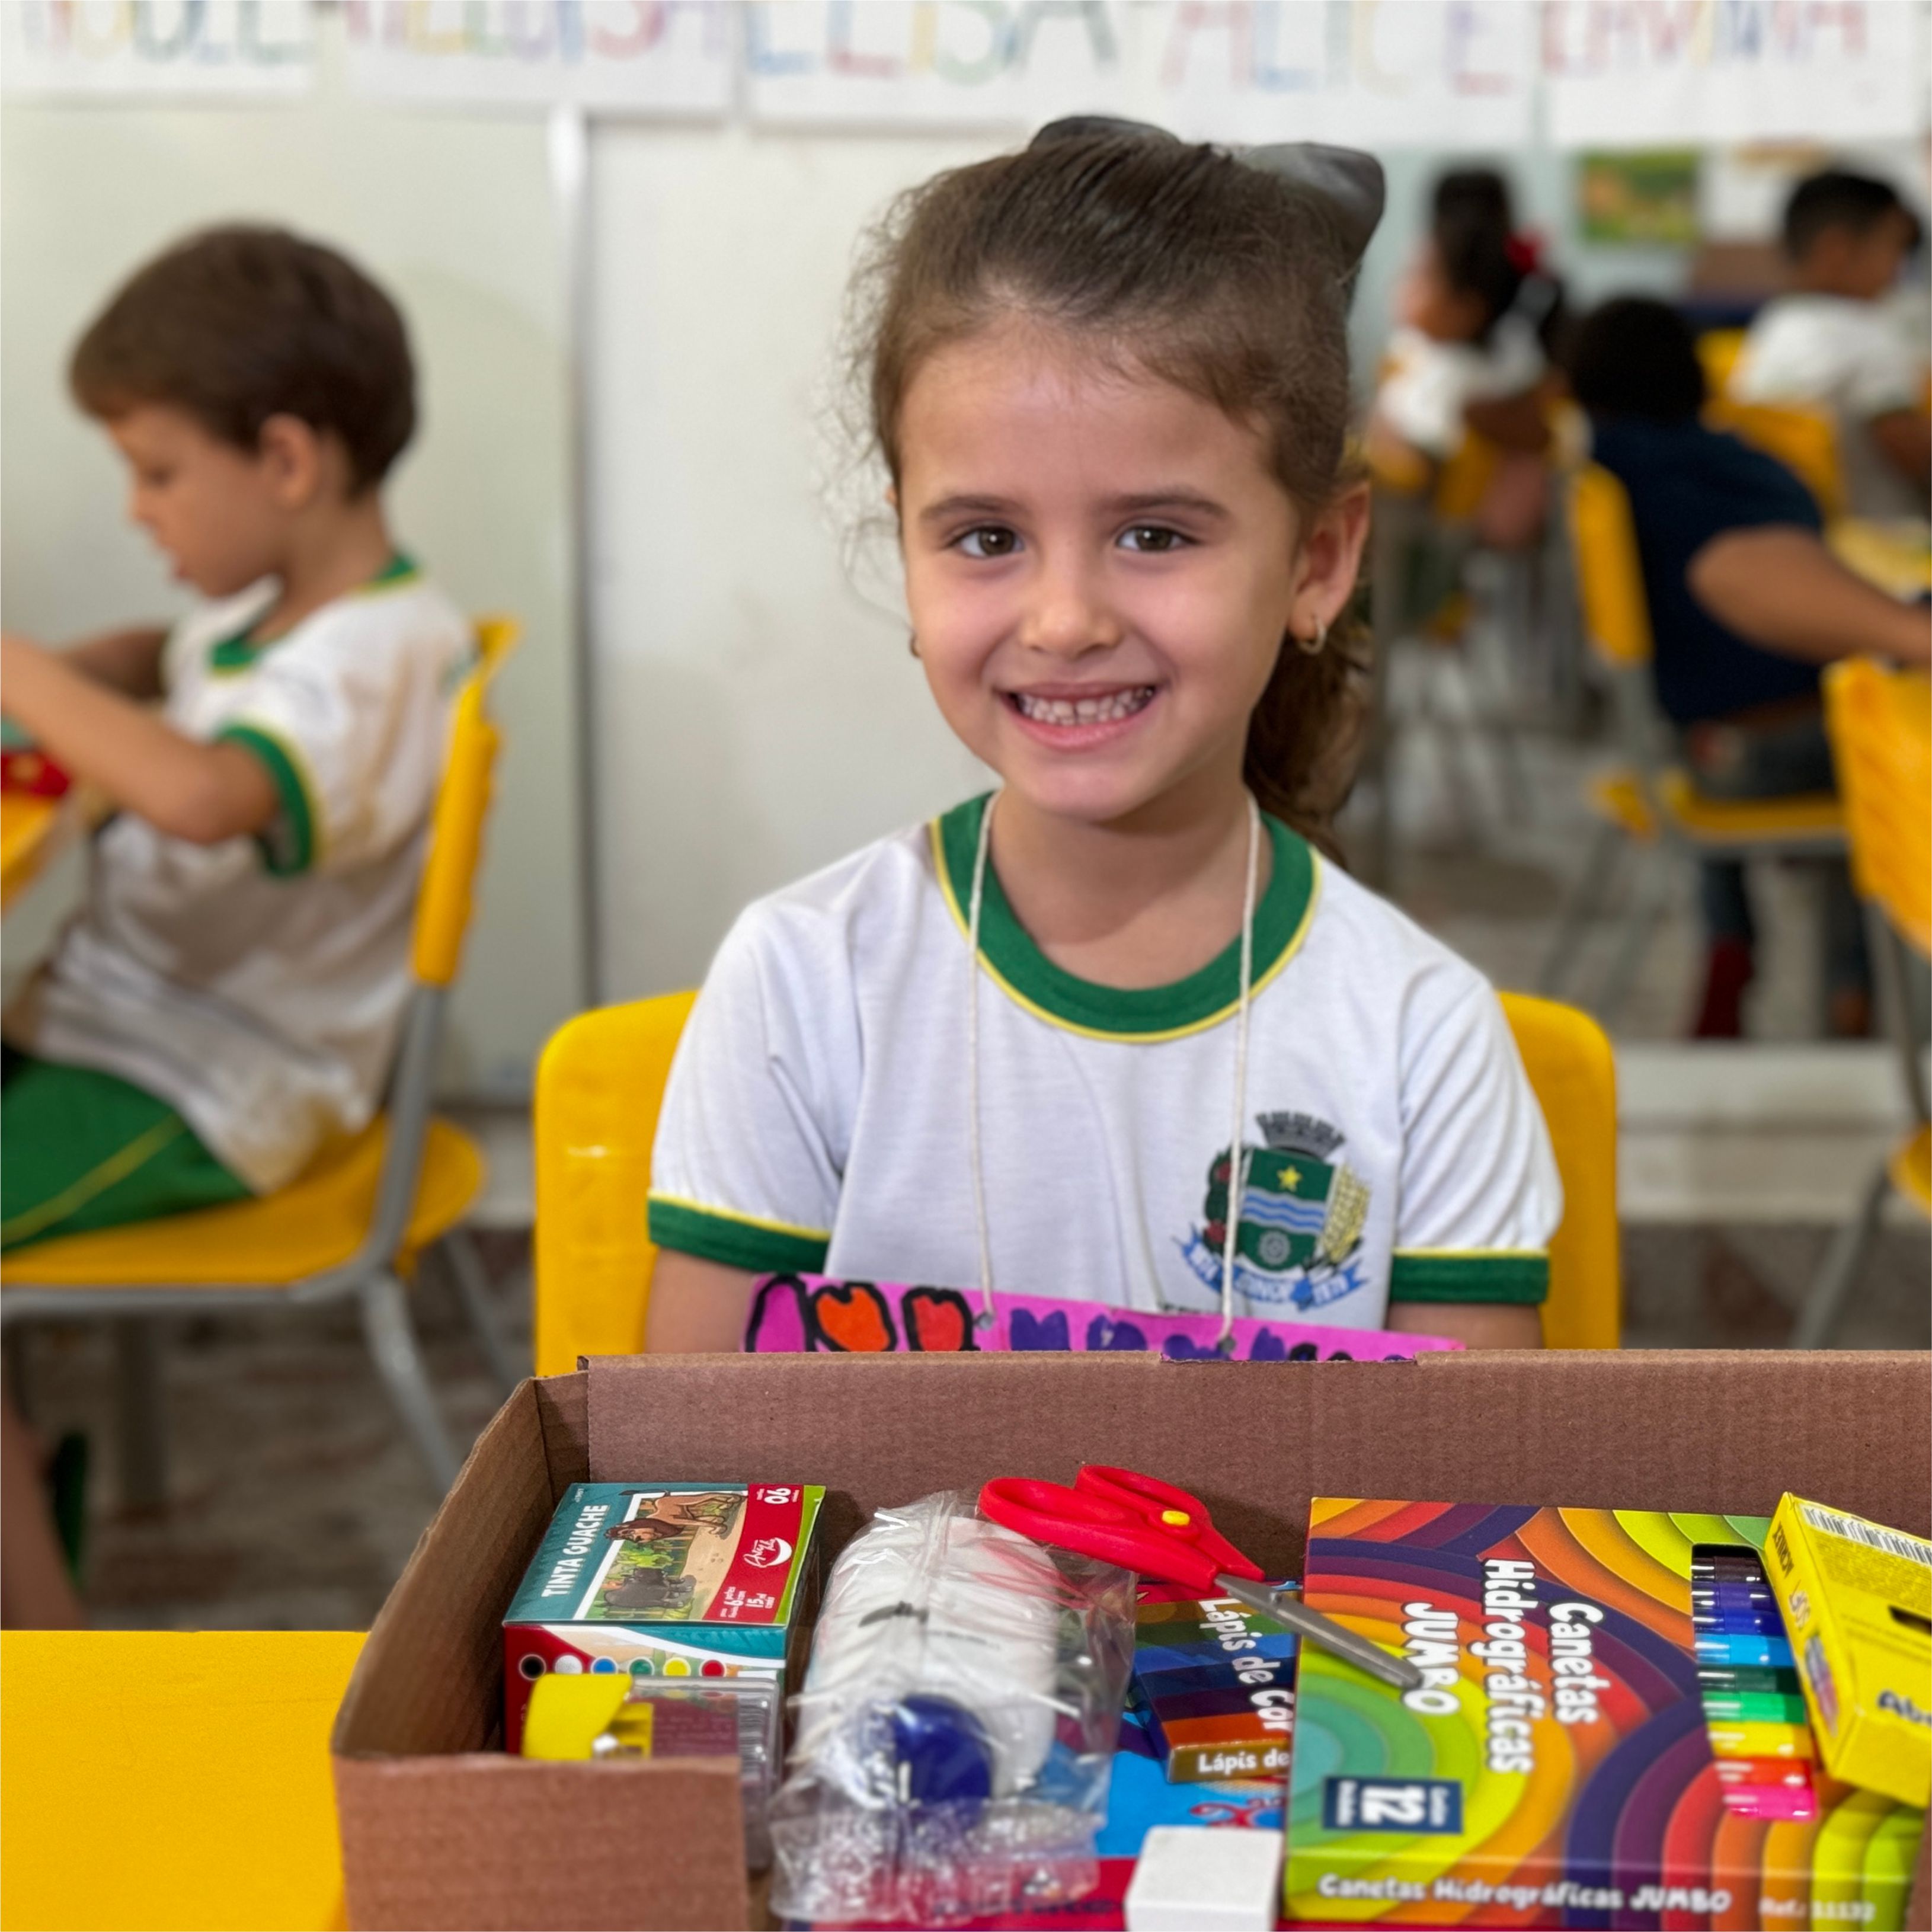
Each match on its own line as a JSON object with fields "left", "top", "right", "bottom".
{"left": 341, "top": 0, "right": 733, "bottom": 115}
{"left": 1543, "top": 0, "right": 1924, "bottom": 148}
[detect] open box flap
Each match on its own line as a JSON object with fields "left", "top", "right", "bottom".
{"left": 580, "top": 1349, "right": 1930, "bottom": 1573}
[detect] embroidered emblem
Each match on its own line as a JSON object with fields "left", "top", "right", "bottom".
{"left": 1176, "top": 1111, "right": 1371, "bottom": 1310}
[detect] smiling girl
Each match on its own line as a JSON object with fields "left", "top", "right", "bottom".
{"left": 645, "top": 127, "right": 1560, "bottom": 1354}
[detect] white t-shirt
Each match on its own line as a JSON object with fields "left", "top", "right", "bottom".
{"left": 1374, "top": 316, "right": 1546, "bottom": 462}
{"left": 649, "top": 800, "right": 1562, "bottom": 1328}
{"left": 1732, "top": 294, "right": 1929, "bottom": 520}
{"left": 6, "top": 558, "right": 471, "bottom": 1193}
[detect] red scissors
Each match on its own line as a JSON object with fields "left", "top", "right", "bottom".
{"left": 980, "top": 1464, "right": 1421, "bottom": 1692}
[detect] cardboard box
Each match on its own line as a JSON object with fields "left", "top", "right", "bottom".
{"left": 331, "top": 1350, "right": 1932, "bottom": 1931}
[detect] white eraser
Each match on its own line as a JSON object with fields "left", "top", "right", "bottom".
{"left": 1124, "top": 1825, "right": 1285, "bottom": 1931}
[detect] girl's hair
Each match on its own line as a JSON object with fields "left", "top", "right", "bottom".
{"left": 852, "top": 133, "right": 1368, "bottom": 854}
{"left": 1431, "top": 167, "right": 1565, "bottom": 353}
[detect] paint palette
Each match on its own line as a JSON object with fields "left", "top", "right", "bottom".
{"left": 1692, "top": 1542, "right": 1818, "bottom": 1821}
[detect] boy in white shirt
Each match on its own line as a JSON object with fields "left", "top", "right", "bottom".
{"left": 1732, "top": 169, "right": 1929, "bottom": 520}
{"left": 1, "top": 226, "right": 471, "bottom": 1249}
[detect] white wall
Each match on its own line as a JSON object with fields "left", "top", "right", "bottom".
{"left": 0, "top": 15, "right": 584, "bottom": 1095}
{"left": 586, "top": 123, "right": 995, "bottom": 997}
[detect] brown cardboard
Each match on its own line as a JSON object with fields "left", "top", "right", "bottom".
{"left": 335, "top": 1350, "right": 1932, "bottom": 1931}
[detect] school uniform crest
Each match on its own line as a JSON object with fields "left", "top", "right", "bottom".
{"left": 1176, "top": 1111, "right": 1371, "bottom": 1312}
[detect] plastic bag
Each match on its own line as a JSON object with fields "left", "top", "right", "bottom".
{"left": 769, "top": 1489, "right": 1137, "bottom": 1925}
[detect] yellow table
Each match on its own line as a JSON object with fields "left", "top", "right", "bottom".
{"left": 1, "top": 1629, "right": 361, "bottom": 1931}
{"left": 1829, "top": 516, "right": 1932, "bottom": 602}
{"left": 0, "top": 793, "right": 75, "bottom": 914}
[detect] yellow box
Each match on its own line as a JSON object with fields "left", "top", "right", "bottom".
{"left": 1766, "top": 1493, "right": 1932, "bottom": 1809}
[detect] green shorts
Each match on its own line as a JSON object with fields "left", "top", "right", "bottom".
{"left": 0, "top": 1049, "right": 249, "bottom": 1254}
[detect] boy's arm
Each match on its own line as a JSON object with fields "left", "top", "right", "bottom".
{"left": 1688, "top": 527, "right": 1931, "bottom": 666}
{"left": 1869, "top": 408, "right": 1931, "bottom": 490}
{"left": 56, "top": 626, "right": 170, "bottom": 699}
{"left": 645, "top": 1252, "right": 760, "bottom": 1352}
{"left": 0, "top": 634, "right": 277, "bottom": 843}
{"left": 1387, "top": 1301, "right": 1543, "bottom": 1350}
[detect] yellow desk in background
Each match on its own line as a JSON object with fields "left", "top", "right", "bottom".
{"left": 1830, "top": 517, "right": 1932, "bottom": 602}
{"left": 0, "top": 792, "right": 79, "bottom": 915}
{"left": 1, "top": 1630, "right": 360, "bottom": 1932}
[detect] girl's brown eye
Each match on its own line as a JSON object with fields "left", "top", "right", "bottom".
{"left": 958, "top": 526, "right": 1018, "bottom": 559}
{"left": 1121, "top": 525, "right": 1185, "bottom": 554}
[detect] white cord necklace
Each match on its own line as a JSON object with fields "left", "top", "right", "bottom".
{"left": 965, "top": 790, "right": 1263, "bottom": 1349}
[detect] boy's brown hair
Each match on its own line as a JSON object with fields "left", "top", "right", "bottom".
{"left": 70, "top": 224, "right": 415, "bottom": 494}
{"left": 851, "top": 133, "right": 1368, "bottom": 854}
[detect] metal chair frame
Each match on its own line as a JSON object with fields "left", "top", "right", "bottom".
{"left": 1539, "top": 466, "right": 1844, "bottom": 1023}
{"left": 1, "top": 626, "right": 521, "bottom": 1498}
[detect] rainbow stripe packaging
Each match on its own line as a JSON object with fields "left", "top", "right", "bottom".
{"left": 1284, "top": 1500, "right": 1927, "bottom": 1929}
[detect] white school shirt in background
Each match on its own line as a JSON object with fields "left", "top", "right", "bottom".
{"left": 1731, "top": 294, "right": 1930, "bottom": 520}
{"left": 1373, "top": 315, "right": 1546, "bottom": 462}
{"left": 5, "top": 558, "right": 471, "bottom": 1194}
{"left": 649, "top": 798, "right": 1562, "bottom": 1328}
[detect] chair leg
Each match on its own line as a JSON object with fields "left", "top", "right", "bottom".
{"left": 357, "top": 1272, "right": 459, "bottom": 1491}
{"left": 1540, "top": 819, "right": 1624, "bottom": 997}
{"left": 112, "top": 1319, "right": 168, "bottom": 1513}
{"left": 439, "top": 1227, "right": 522, "bottom": 1396}
{"left": 1791, "top": 1161, "right": 1890, "bottom": 1351}
{"left": 1596, "top": 846, "right": 1673, "bottom": 1025}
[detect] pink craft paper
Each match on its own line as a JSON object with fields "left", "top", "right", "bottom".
{"left": 741, "top": 1273, "right": 1462, "bottom": 1361}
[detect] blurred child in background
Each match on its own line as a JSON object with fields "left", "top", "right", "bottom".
{"left": 1370, "top": 167, "right": 1566, "bottom": 551}
{"left": 0, "top": 226, "right": 471, "bottom": 1252}
{"left": 1732, "top": 169, "right": 1929, "bottom": 520}
{"left": 1569, "top": 297, "right": 1929, "bottom": 1038}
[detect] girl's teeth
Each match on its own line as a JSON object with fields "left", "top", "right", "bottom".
{"left": 1016, "top": 687, "right": 1153, "bottom": 726}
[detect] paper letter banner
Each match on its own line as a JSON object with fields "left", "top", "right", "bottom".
{"left": 1, "top": 1, "right": 315, "bottom": 98}
{"left": 343, "top": 0, "right": 732, "bottom": 114}
{"left": 746, "top": 1, "right": 1534, "bottom": 144}
{"left": 743, "top": 1272, "right": 1464, "bottom": 1361}
{"left": 1543, "top": 0, "right": 1924, "bottom": 150}
{"left": 1147, "top": 0, "right": 1535, "bottom": 149}
{"left": 744, "top": 0, "right": 1133, "bottom": 129}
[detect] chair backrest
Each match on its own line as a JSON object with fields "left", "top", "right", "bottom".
{"left": 1568, "top": 463, "right": 1654, "bottom": 671}
{"left": 412, "top": 618, "right": 516, "bottom": 989}
{"left": 1498, "top": 991, "right": 1621, "bottom": 1350}
{"left": 1696, "top": 328, "right": 1747, "bottom": 398}
{"left": 364, "top": 618, "right": 516, "bottom": 1264}
{"left": 533, "top": 990, "right": 695, "bottom": 1374}
{"left": 1705, "top": 397, "right": 1845, "bottom": 522}
{"left": 1823, "top": 659, "right": 1932, "bottom": 959}
{"left": 532, "top": 986, "right": 1620, "bottom": 1368}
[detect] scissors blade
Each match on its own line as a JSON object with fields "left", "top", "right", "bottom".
{"left": 1213, "top": 1575, "right": 1423, "bottom": 1693}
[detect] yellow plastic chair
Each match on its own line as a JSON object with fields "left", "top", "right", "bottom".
{"left": 1706, "top": 396, "right": 1847, "bottom": 523}
{"left": 0, "top": 620, "right": 520, "bottom": 1493}
{"left": 1794, "top": 661, "right": 1932, "bottom": 1347}
{"left": 1696, "top": 327, "right": 1748, "bottom": 401}
{"left": 1498, "top": 991, "right": 1620, "bottom": 1349}
{"left": 532, "top": 989, "right": 1617, "bottom": 1367}
{"left": 1539, "top": 465, "right": 1844, "bottom": 1021}
{"left": 2, "top": 1629, "right": 360, "bottom": 1932}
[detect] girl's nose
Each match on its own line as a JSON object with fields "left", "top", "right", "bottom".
{"left": 1017, "top": 557, "right": 1122, "bottom": 658}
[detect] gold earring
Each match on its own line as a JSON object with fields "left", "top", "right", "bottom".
{"left": 1296, "top": 619, "right": 1328, "bottom": 657}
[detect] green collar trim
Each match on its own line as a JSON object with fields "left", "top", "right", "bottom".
{"left": 206, "top": 551, "right": 420, "bottom": 674}
{"left": 931, "top": 793, "right": 1319, "bottom": 1042}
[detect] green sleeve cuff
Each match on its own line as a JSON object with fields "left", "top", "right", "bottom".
{"left": 647, "top": 1194, "right": 831, "bottom": 1275}
{"left": 217, "top": 723, "right": 318, "bottom": 876}
{"left": 1389, "top": 1250, "right": 1549, "bottom": 1305}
